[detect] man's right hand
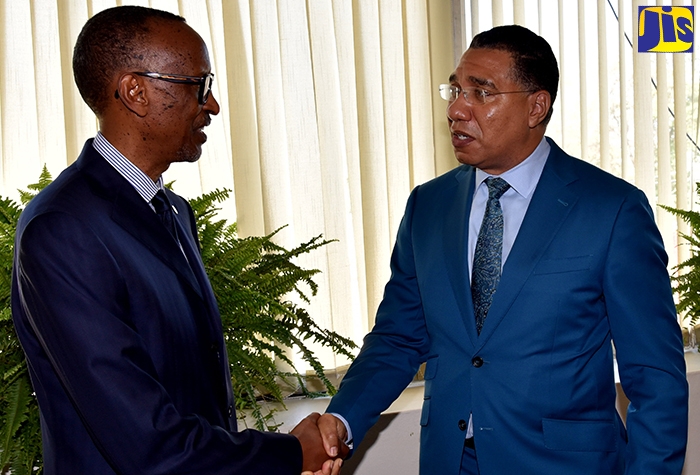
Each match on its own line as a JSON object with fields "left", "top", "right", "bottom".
{"left": 316, "top": 414, "right": 350, "bottom": 459}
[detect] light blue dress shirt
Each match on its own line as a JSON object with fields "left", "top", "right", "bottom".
{"left": 468, "top": 137, "right": 550, "bottom": 278}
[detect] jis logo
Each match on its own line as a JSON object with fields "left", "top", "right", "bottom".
{"left": 638, "top": 6, "right": 694, "bottom": 53}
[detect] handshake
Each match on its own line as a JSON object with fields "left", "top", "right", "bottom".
{"left": 291, "top": 413, "right": 350, "bottom": 475}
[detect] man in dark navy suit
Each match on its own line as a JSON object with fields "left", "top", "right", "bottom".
{"left": 12, "top": 6, "right": 342, "bottom": 474}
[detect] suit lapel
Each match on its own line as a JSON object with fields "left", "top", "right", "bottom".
{"left": 170, "top": 199, "right": 236, "bottom": 428}
{"left": 169, "top": 198, "right": 220, "bottom": 317}
{"left": 76, "top": 140, "right": 234, "bottom": 429}
{"left": 442, "top": 166, "right": 480, "bottom": 347}
{"left": 476, "top": 140, "right": 579, "bottom": 346}
{"left": 76, "top": 142, "right": 204, "bottom": 300}
{"left": 113, "top": 195, "right": 204, "bottom": 300}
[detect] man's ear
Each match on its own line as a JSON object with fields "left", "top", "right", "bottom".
{"left": 115, "top": 74, "right": 148, "bottom": 117}
{"left": 528, "top": 90, "right": 551, "bottom": 128}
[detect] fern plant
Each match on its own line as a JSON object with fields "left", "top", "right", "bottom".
{"left": 0, "top": 168, "right": 356, "bottom": 472}
{"left": 661, "top": 182, "right": 700, "bottom": 327}
{"left": 0, "top": 195, "right": 42, "bottom": 475}
{"left": 190, "top": 189, "right": 356, "bottom": 430}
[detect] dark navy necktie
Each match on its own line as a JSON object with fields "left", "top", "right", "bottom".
{"left": 472, "top": 177, "right": 510, "bottom": 334}
{"left": 151, "top": 190, "right": 179, "bottom": 242}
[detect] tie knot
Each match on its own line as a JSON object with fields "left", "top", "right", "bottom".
{"left": 151, "top": 190, "right": 179, "bottom": 241}
{"left": 486, "top": 177, "right": 510, "bottom": 200}
{"left": 151, "top": 190, "right": 171, "bottom": 214}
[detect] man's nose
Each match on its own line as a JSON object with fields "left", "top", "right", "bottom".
{"left": 446, "top": 95, "right": 473, "bottom": 122}
{"left": 205, "top": 93, "right": 221, "bottom": 115}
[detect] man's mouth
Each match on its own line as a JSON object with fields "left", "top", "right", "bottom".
{"left": 196, "top": 116, "right": 212, "bottom": 131}
{"left": 451, "top": 130, "right": 474, "bottom": 146}
{"left": 194, "top": 122, "right": 209, "bottom": 143}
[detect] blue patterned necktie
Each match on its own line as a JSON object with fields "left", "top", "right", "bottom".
{"left": 152, "top": 190, "right": 179, "bottom": 242}
{"left": 472, "top": 177, "right": 510, "bottom": 334}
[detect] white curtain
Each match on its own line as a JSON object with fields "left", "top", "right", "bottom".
{"left": 0, "top": 0, "right": 455, "bottom": 371}
{"left": 214, "top": 0, "right": 454, "bottom": 369}
{"left": 6, "top": 0, "right": 695, "bottom": 370}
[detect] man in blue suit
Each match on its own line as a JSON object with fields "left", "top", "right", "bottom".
{"left": 317, "top": 25, "right": 688, "bottom": 474}
{"left": 11, "top": 6, "right": 342, "bottom": 475}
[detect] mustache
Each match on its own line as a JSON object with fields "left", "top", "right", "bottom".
{"left": 196, "top": 115, "right": 212, "bottom": 129}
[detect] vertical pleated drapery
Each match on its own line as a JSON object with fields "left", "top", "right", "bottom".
{"left": 2, "top": 0, "right": 699, "bottom": 371}
{"left": 0, "top": 0, "right": 455, "bottom": 371}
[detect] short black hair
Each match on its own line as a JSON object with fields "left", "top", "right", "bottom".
{"left": 72, "top": 6, "right": 186, "bottom": 116}
{"left": 470, "top": 25, "right": 559, "bottom": 125}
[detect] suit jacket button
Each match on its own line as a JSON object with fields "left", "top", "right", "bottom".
{"left": 458, "top": 419, "right": 467, "bottom": 431}
{"left": 228, "top": 405, "right": 234, "bottom": 417}
{"left": 472, "top": 357, "right": 483, "bottom": 368}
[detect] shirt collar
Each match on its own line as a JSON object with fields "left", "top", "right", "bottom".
{"left": 93, "top": 131, "right": 164, "bottom": 202}
{"left": 474, "top": 136, "right": 550, "bottom": 199}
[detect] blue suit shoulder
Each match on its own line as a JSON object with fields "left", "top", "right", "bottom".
{"left": 409, "top": 164, "right": 472, "bottom": 198}
{"left": 544, "top": 138, "right": 639, "bottom": 198}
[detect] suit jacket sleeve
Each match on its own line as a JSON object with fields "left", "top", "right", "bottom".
{"left": 602, "top": 188, "right": 688, "bottom": 474}
{"left": 326, "top": 187, "right": 431, "bottom": 449}
{"left": 14, "top": 208, "right": 302, "bottom": 474}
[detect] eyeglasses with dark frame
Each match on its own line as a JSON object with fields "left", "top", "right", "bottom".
{"left": 438, "top": 84, "right": 535, "bottom": 106}
{"left": 134, "top": 72, "right": 215, "bottom": 105}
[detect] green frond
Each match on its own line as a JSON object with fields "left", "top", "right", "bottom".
{"left": 18, "top": 165, "right": 53, "bottom": 205}
{"left": 0, "top": 171, "right": 44, "bottom": 473}
{"left": 192, "top": 194, "right": 356, "bottom": 429}
{"left": 662, "top": 192, "right": 700, "bottom": 326}
{"left": 1, "top": 378, "right": 31, "bottom": 454}
{"left": 0, "top": 375, "right": 40, "bottom": 473}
